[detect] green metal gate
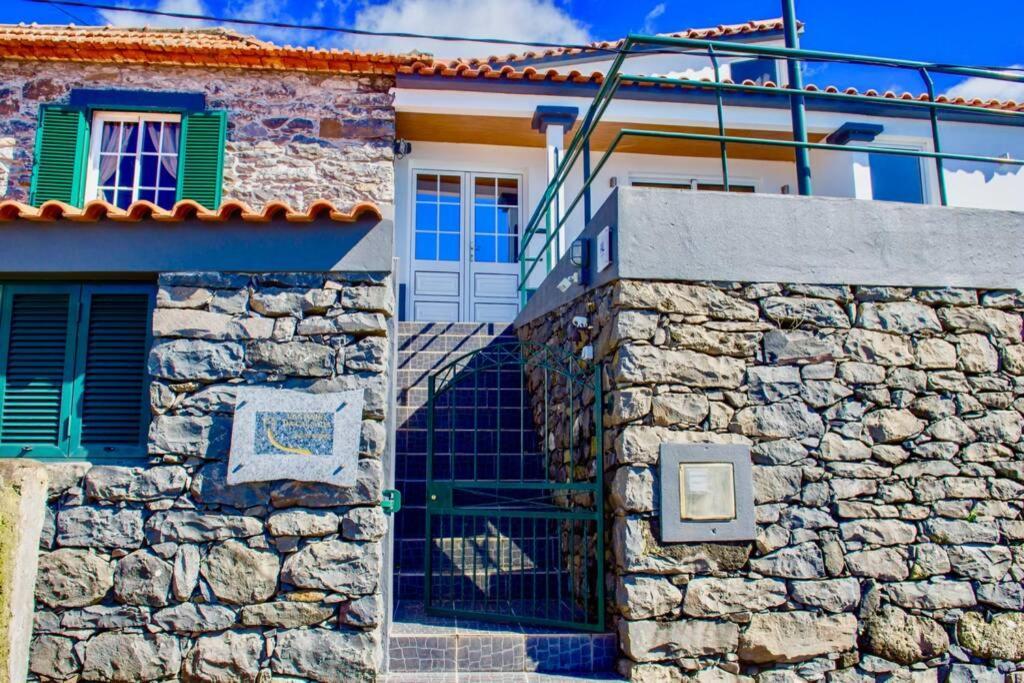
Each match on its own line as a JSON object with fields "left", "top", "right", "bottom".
{"left": 425, "top": 340, "right": 605, "bottom": 631}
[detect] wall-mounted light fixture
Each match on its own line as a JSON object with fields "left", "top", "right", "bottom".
{"left": 393, "top": 139, "right": 412, "bottom": 158}
{"left": 570, "top": 237, "right": 590, "bottom": 287}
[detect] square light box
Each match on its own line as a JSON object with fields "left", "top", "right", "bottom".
{"left": 659, "top": 444, "right": 755, "bottom": 543}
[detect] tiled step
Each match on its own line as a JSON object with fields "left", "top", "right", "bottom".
{"left": 384, "top": 674, "right": 624, "bottom": 682}
{"left": 389, "top": 602, "right": 615, "bottom": 675}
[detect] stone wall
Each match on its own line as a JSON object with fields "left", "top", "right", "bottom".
{"left": 1, "top": 461, "right": 48, "bottom": 683}
{"left": 518, "top": 279, "right": 1024, "bottom": 682}
{"left": 0, "top": 61, "right": 394, "bottom": 208}
{"left": 30, "top": 271, "right": 394, "bottom": 682}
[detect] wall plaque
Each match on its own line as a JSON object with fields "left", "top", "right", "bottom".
{"left": 227, "top": 387, "right": 364, "bottom": 487}
{"left": 659, "top": 443, "right": 755, "bottom": 543}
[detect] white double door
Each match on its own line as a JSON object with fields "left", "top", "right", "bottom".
{"left": 409, "top": 171, "right": 522, "bottom": 323}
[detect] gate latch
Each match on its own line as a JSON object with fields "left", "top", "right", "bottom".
{"left": 381, "top": 489, "right": 402, "bottom": 516}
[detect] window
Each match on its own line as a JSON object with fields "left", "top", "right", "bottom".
{"left": 632, "top": 180, "right": 756, "bottom": 193}
{"left": 30, "top": 104, "right": 226, "bottom": 210}
{"left": 86, "top": 112, "right": 182, "bottom": 210}
{"left": 473, "top": 177, "right": 520, "bottom": 263}
{"left": 868, "top": 152, "right": 925, "bottom": 204}
{"left": 412, "top": 172, "right": 522, "bottom": 264}
{"left": 0, "top": 283, "right": 153, "bottom": 460}
{"left": 414, "top": 173, "right": 462, "bottom": 261}
{"left": 730, "top": 58, "right": 779, "bottom": 85}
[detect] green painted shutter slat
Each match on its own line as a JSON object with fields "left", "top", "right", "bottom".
{"left": 30, "top": 107, "right": 88, "bottom": 206}
{"left": 177, "top": 110, "right": 226, "bottom": 209}
{"left": 73, "top": 289, "right": 153, "bottom": 454}
{"left": 0, "top": 286, "right": 78, "bottom": 457}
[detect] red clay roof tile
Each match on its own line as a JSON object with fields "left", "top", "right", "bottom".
{"left": 0, "top": 198, "right": 383, "bottom": 223}
{"left": 0, "top": 23, "right": 413, "bottom": 73}
{"left": 468, "top": 18, "right": 794, "bottom": 65}
{"left": 397, "top": 61, "right": 1024, "bottom": 113}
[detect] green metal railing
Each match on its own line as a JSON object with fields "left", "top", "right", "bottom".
{"left": 517, "top": 32, "right": 1024, "bottom": 306}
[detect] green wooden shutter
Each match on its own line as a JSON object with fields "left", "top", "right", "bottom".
{"left": 0, "top": 285, "right": 79, "bottom": 458}
{"left": 69, "top": 285, "right": 153, "bottom": 458}
{"left": 177, "top": 110, "right": 227, "bottom": 209}
{"left": 30, "top": 107, "right": 89, "bottom": 206}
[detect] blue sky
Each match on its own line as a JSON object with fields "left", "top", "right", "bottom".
{"left": 4, "top": 0, "right": 1024, "bottom": 97}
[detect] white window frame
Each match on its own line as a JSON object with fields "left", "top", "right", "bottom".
{"left": 408, "top": 167, "right": 524, "bottom": 263}
{"left": 84, "top": 111, "right": 182, "bottom": 206}
{"left": 863, "top": 137, "right": 932, "bottom": 205}
{"left": 627, "top": 172, "right": 762, "bottom": 193}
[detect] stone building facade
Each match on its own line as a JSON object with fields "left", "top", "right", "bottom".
{"left": 0, "top": 60, "right": 395, "bottom": 209}
{"left": 31, "top": 272, "right": 395, "bottom": 682}
{"left": 0, "top": 26, "right": 404, "bottom": 683}
{"left": 519, "top": 279, "right": 1024, "bottom": 682}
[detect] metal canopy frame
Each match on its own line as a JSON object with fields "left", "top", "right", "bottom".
{"left": 517, "top": 21, "right": 1024, "bottom": 306}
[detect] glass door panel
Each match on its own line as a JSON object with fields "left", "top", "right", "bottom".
{"left": 415, "top": 174, "right": 463, "bottom": 262}
{"left": 411, "top": 172, "right": 465, "bottom": 322}
{"left": 469, "top": 174, "right": 521, "bottom": 322}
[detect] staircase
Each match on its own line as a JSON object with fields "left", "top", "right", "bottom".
{"left": 389, "top": 322, "right": 617, "bottom": 679}
{"left": 393, "top": 322, "right": 520, "bottom": 603}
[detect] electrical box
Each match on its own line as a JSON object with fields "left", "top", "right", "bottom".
{"left": 659, "top": 443, "right": 755, "bottom": 543}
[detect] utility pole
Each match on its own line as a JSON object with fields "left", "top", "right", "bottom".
{"left": 782, "top": 0, "right": 812, "bottom": 196}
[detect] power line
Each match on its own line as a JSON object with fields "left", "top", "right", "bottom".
{"left": 20, "top": 0, "right": 1024, "bottom": 78}
{"left": 24, "top": 0, "right": 623, "bottom": 54}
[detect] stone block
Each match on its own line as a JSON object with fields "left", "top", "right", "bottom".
{"left": 84, "top": 465, "right": 187, "bottom": 502}
{"left": 616, "top": 575, "right": 682, "bottom": 619}
{"left": 81, "top": 632, "right": 181, "bottom": 683}
{"left": 864, "top": 606, "right": 948, "bottom": 664}
{"left": 619, "top": 618, "right": 740, "bottom": 661}
{"left": 148, "top": 339, "right": 245, "bottom": 380}
{"left": 55, "top": 506, "right": 144, "bottom": 549}
{"left": 271, "top": 628, "right": 380, "bottom": 682}
{"left": 201, "top": 540, "right": 280, "bottom": 605}
{"left": 682, "top": 577, "right": 787, "bottom": 617}
{"left": 280, "top": 539, "right": 380, "bottom": 595}
{"left": 183, "top": 631, "right": 262, "bottom": 682}
{"left": 738, "top": 612, "right": 857, "bottom": 663}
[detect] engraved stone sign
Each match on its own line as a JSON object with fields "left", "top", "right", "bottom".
{"left": 227, "top": 387, "right": 364, "bottom": 486}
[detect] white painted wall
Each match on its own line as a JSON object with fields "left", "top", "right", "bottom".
{"left": 394, "top": 87, "right": 1024, "bottom": 319}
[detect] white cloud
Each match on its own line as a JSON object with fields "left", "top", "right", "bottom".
{"left": 642, "top": 3, "right": 665, "bottom": 35}
{"left": 945, "top": 66, "right": 1024, "bottom": 102}
{"left": 345, "top": 0, "right": 590, "bottom": 60}
{"left": 99, "top": 0, "right": 211, "bottom": 29}
{"left": 97, "top": 0, "right": 342, "bottom": 47}
{"left": 220, "top": 0, "right": 331, "bottom": 46}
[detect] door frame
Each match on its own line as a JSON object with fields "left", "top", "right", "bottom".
{"left": 405, "top": 164, "right": 526, "bottom": 322}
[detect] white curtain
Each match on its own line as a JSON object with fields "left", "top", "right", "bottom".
{"left": 147, "top": 122, "right": 180, "bottom": 183}
{"left": 98, "top": 122, "right": 120, "bottom": 187}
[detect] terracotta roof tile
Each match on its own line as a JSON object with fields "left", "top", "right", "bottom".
{"left": 467, "top": 18, "right": 794, "bottom": 66}
{"left": 0, "top": 198, "right": 382, "bottom": 223}
{"left": 0, "top": 23, "right": 413, "bottom": 73}
{"left": 398, "top": 62, "right": 1024, "bottom": 113}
